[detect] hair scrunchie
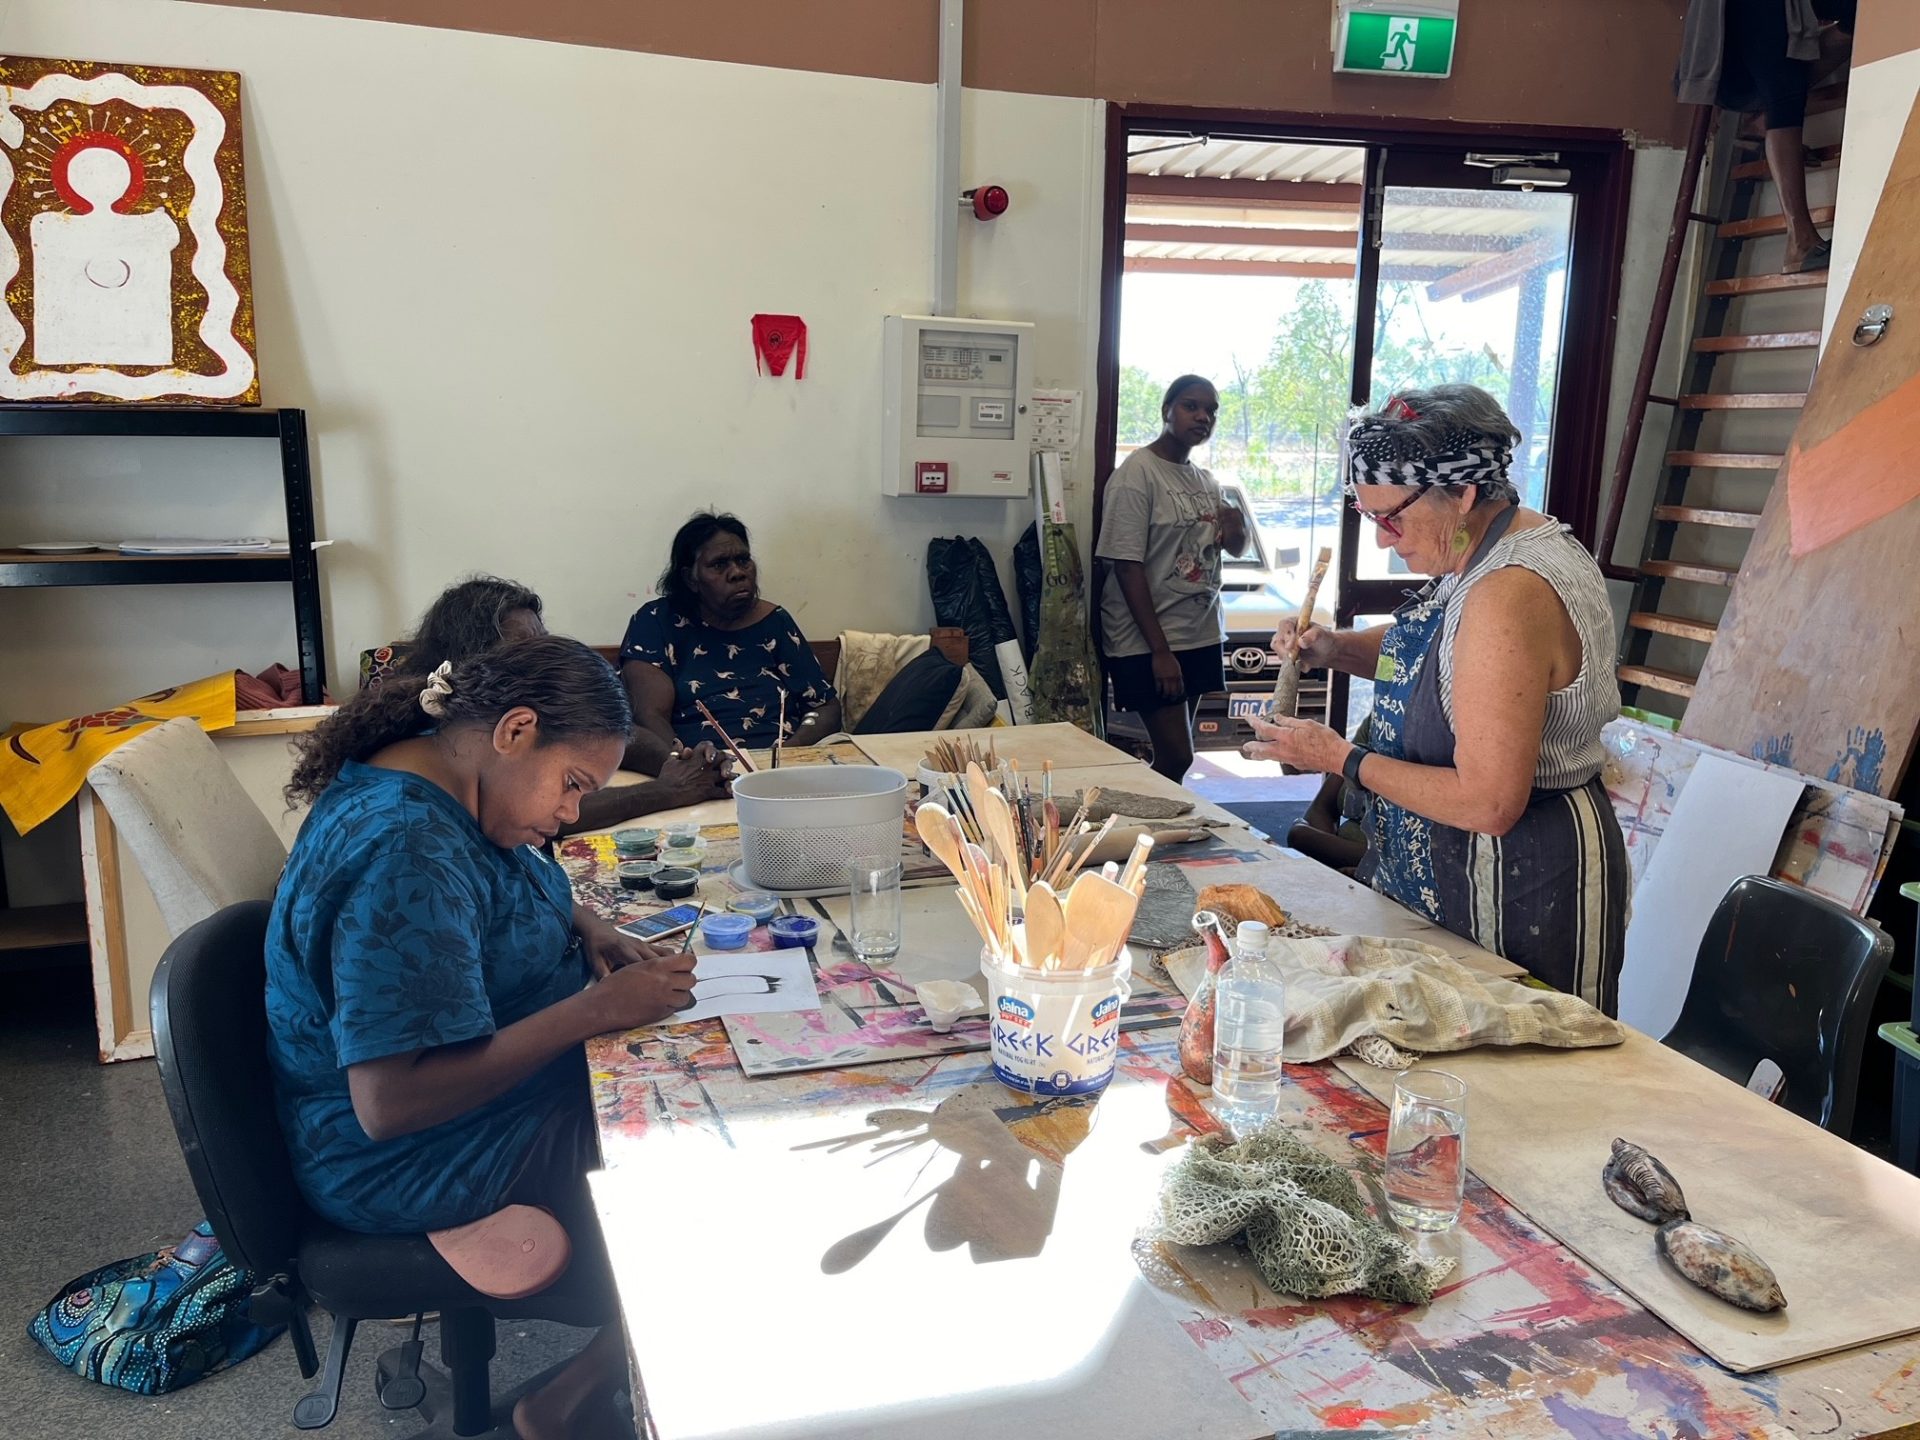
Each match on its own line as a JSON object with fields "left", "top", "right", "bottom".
{"left": 418, "top": 661, "right": 455, "bottom": 719}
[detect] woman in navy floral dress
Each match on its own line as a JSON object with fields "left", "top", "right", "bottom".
{"left": 620, "top": 512, "right": 841, "bottom": 772}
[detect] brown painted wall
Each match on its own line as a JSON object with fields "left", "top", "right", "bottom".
{"left": 1856, "top": 0, "right": 1920, "bottom": 66}
{"left": 189, "top": 0, "right": 1693, "bottom": 144}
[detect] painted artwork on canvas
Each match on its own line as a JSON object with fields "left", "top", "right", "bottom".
{"left": 0, "top": 56, "right": 258, "bottom": 404}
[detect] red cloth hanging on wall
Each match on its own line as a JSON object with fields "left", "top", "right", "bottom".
{"left": 751, "top": 314, "right": 807, "bottom": 378}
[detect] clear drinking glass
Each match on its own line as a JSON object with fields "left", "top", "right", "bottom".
{"left": 1384, "top": 1069, "right": 1467, "bottom": 1232}
{"left": 848, "top": 854, "right": 902, "bottom": 960}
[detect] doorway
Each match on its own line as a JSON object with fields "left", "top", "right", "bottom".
{"left": 1094, "top": 111, "right": 1631, "bottom": 768}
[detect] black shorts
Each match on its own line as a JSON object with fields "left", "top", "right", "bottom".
{"left": 1719, "top": 0, "right": 1851, "bottom": 128}
{"left": 493, "top": 1059, "right": 618, "bottom": 1328}
{"left": 1106, "top": 644, "right": 1225, "bottom": 714}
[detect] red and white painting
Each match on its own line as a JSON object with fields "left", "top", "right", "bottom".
{"left": 0, "top": 56, "right": 258, "bottom": 404}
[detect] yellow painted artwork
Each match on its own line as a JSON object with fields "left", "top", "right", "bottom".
{"left": 0, "top": 672, "right": 238, "bottom": 833}
{"left": 0, "top": 55, "right": 258, "bottom": 403}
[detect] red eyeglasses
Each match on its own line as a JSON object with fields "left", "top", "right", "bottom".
{"left": 1352, "top": 488, "right": 1423, "bottom": 540}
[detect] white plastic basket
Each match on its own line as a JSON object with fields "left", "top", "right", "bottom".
{"left": 731, "top": 765, "right": 909, "bottom": 895}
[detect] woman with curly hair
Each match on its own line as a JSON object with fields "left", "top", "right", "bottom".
{"left": 270, "top": 636, "right": 691, "bottom": 1437}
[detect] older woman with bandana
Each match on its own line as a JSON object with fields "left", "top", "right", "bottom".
{"left": 1242, "top": 384, "right": 1627, "bottom": 1015}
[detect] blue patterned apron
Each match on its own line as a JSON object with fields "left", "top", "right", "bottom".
{"left": 1359, "top": 507, "right": 1625, "bottom": 1014}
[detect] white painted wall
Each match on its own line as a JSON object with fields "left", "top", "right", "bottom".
{"left": 1597, "top": 140, "right": 1691, "bottom": 576}
{"left": 1823, "top": 47, "right": 1920, "bottom": 345}
{"left": 1, "top": 0, "right": 1103, "bottom": 898}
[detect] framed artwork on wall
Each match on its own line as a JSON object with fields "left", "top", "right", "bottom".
{"left": 0, "top": 56, "right": 259, "bottom": 404}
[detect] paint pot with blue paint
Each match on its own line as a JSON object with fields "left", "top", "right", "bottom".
{"left": 698, "top": 913, "right": 755, "bottom": 951}
{"left": 981, "top": 932, "right": 1132, "bottom": 1097}
{"left": 768, "top": 915, "right": 819, "bottom": 949}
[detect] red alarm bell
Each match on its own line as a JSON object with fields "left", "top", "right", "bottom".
{"left": 964, "top": 185, "right": 1010, "bottom": 222}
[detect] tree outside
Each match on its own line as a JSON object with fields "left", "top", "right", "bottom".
{"left": 1118, "top": 279, "right": 1515, "bottom": 506}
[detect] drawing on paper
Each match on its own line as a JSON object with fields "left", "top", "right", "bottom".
{"left": 0, "top": 55, "right": 258, "bottom": 403}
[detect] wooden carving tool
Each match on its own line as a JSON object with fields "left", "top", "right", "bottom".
{"left": 1269, "top": 545, "right": 1332, "bottom": 721}
{"left": 1023, "top": 881, "right": 1065, "bottom": 972}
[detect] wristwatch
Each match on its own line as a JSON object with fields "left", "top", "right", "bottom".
{"left": 1342, "top": 742, "right": 1372, "bottom": 790}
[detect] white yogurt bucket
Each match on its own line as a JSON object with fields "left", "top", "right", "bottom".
{"left": 980, "top": 938, "right": 1132, "bottom": 1097}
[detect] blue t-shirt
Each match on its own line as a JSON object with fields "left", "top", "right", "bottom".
{"left": 619, "top": 598, "right": 834, "bottom": 746}
{"left": 264, "top": 760, "right": 587, "bottom": 1234}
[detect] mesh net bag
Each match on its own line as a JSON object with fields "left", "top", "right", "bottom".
{"left": 1158, "top": 1126, "right": 1453, "bottom": 1306}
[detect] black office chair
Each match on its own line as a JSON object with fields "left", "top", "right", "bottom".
{"left": 150, "top": 901, "right": 504, "bottom": 1434}
{"left": 1663, "top": 874, "right": 1895, "bottom": 1136}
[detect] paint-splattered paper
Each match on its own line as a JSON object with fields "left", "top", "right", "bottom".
{"left": 1603, "top": 717, "right": 1900, "bottom": 915}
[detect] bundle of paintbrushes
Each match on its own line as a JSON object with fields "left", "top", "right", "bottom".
{"left": 914, "top": 761, "right": 1152, "bottom": 974}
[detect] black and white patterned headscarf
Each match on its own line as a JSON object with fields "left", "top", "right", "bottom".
{"left": 1344, "top": 396, "right": 1519, "bottom": 503}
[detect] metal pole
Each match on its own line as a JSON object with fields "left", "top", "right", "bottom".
{"left": 1597, "top": 104, "right": 1712, "bottom": 569}
{"left": 934, "top": 0, "right": 964, "bottom": 316}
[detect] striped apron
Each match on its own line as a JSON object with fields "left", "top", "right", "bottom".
{"left": 1359, "top": 507, "right": 1627, "bottom": 1015}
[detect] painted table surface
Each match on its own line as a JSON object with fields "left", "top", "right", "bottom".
{"left": 565, "top": 734, "right": 1920, "bottom": 1438}
{"left": 583, "top": 1023, "right": 1920, "bottom": 1440}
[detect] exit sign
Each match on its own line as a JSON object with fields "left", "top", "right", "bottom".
{"left": 1336, "top": 12, "right": 1457, "bottom": 77}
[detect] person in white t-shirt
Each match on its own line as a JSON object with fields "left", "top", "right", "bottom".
{"left": 1095, "top": 375, "right": 1248, "bottom": 781}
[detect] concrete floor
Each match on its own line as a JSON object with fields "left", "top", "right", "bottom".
{"left": 0, "top": 961, "right": 594, "bottom": 1440}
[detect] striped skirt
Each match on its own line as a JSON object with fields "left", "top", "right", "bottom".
{"left": 1367, "top": 775, "right": 1627, "bottom": 1016}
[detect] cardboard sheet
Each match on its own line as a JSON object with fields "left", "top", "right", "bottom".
{"left": 1336, "top": 1033, "right": 1920, "bottom": 1373}
{"left": 1617, "top": 753, "right": 1804, "bottom": 1037}
{"left": 852, "top": 722, "right": 1137, "bottom": 776}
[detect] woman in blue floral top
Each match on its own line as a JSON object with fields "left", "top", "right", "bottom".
{"left": 620, "top": 512, "right": 841, "bottom": 772}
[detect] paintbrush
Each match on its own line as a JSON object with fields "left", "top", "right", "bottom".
{"left": 1059, "top": 816, "right": 1118, "bottom": 886}
{"left": 693, "top": 699, "right": 756, "bottom": 773}
{"left": 680, "top": 901, "right": 707, "bottom": 953}
{"left": 772, "top": 688, "right": 787, "bottom": 769}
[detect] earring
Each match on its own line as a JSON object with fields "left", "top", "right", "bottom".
{"left": 1450, "top": 523, "right": 1472, "bottom": 556}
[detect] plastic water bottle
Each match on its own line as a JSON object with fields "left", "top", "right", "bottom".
{"left": 1210, "top": 921, "right": 1286, "bottom": 1134}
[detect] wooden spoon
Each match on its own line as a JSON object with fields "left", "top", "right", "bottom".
{"left": 979, "top": 787, "right": 1027, "bottom": 893}
{"left": 1023, "top": 881, "right": 1065, "bottom": 972}
{"left": 915, "top": 801, "right": 964, "bottom": 877}
{"left": 1064, "top": 870, "right": 1142, "bottom": 973}
{"left": 964, "top": 760, "right": 994, "bottom": 831}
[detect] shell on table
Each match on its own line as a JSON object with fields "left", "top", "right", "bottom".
{"left": 1601, "top": 1137, "right": 1690, "bottom": 1224}
{"left": 1655, "top": 1219, "right": 1788, "bottom": 1313}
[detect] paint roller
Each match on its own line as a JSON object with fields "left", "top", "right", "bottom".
{"left": 1268, "top": 545, "right": 1332, "bottom": 722}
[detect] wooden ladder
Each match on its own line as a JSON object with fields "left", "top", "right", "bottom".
{"left": 1600, "top": 89, "right": 1846, "bottom": 712}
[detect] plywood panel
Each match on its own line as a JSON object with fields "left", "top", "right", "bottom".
{"left": 853, "top": 723, "right": 1135, "bottom": 776}
{"left": 1685, "top": 92, "right": 1920, "bottom": 794}
{"left": 1337, "top": 1033, "right": 1920, "bottom": 1373}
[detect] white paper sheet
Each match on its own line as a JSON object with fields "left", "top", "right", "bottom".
{"left": 657, "top": 950, "right": 821, "bottom": 1024}
{"left": 1618, "top": 753, "right": 1805, "bottom": 1036}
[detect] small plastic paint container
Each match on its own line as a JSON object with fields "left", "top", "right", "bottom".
{"left": 699, "top": 913, "right": 755, "bottom": 950}
{"left": 728, "top": 892, "right": 780, "bottom": 923}
{"left": 768, "top": 915, "right": 819, "bottom": 949}
{"left": 666, "top": 840, "right": 707, "bottom": 868}
{"left": 653, "top": 867, "right": 701, "bottom": 901}
{"left": 663, "top": 824, "right": 701, "bottom": 850}
{"left": 617, "top": 860, "right": 662, "bottom": 892}
{"left": 613, "top": 828, "right": 659, "bottom": 857}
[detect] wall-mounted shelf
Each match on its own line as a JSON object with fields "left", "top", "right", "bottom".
{"left": 0, "top": 550, "right": 296, "bottom": 587}
{"left": 0, "top": 405, "right": 327, "bottom": 703}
